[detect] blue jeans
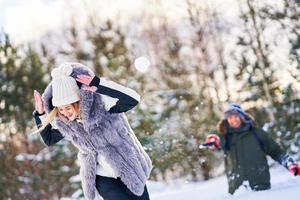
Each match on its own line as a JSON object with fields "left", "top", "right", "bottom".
{"left": 96, "top": 175, "right": 150, "bottom": 200}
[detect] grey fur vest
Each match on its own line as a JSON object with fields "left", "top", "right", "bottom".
{"left": 44, "top": 87, "right": 152, "bottom": 199}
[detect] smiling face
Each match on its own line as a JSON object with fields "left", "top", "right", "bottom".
{"left": 227, "top": 114, "right": 242, "bottom": 128}
{"left": 57, "top": 103, "right": 79, "bottom": 121}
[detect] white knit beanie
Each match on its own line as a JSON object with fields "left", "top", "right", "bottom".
{"left": 51, "top": 64, "right": 80, "bottom": 107}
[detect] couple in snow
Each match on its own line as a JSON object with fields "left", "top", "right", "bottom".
{"left": 33, "top": 62, "right": 299, "bottom": 199}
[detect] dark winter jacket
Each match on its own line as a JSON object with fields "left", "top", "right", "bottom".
{"left": 217, "top": 116, "right": 285, "bottom": 194}
{"left": 39, "top": 64, "right": 152, "bottom": 200}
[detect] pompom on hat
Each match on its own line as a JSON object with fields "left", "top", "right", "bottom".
{"left": 51, "top": 64, "right": 80, "bottom": 107}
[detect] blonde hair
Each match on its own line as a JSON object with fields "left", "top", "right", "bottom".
{"left": 32, "top": 108, "right": 58, "bottom": 134}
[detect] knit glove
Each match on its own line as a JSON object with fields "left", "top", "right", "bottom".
{"left": 288, "top": 163, "right": 300, "bottom": 176}
{"left": 202, "top": 134, "right": 220, "bottom": 150}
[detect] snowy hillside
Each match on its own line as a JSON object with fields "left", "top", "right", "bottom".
{"left": 148, "top": 167, "right": 300, "bottom": 200}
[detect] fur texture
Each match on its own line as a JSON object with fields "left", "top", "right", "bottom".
{"left": 42, "top": 65, "right": 152, "bottom": 200}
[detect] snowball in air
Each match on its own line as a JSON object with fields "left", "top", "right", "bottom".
{"left": 134, "top": 56, "right": 150, "bottom": 73}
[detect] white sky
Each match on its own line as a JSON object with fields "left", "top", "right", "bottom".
{"left": 0, "top": 0, "right": 147, "bottom": 43}
{"left": 0, "top": 0, "right": 239, "bottom": 43}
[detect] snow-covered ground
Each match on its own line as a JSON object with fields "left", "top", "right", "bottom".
{"left": 148, "top": 167, "right": 300, "bottom": 200}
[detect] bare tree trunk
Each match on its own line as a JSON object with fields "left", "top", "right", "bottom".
{"left": 244, "top": 0, "right": 276, "bottom": 122}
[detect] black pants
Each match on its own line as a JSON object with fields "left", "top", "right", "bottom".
{"left": 95, "top": 175, "right": 150, "bottom": 200}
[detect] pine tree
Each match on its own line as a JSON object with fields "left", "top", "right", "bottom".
{"left": 0, "top": 33, "right": 78, "bottom": 199}
{"left": 226, "top": 0, "right": 300, "bottom": 160}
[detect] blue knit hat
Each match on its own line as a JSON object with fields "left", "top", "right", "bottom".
{"left": 224, "top": 103, "right": 247, "bottom": 120}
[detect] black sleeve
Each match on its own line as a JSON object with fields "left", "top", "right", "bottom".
{"left": 40, "top": 124, "right": 64, "bottom": 146}
{"left": 33, "top": 110, "right": 44, "bottom": 128}
{"left": 91, "top": 76, "right": 140, "bottom": 113}
{"left": 33, "top": 111, "right": 64, "bottom": 146}
{"left": 256, "top": 128, "right": 285, "bottom": 162}
{"left": 96, "top": 85, "right": 139, "bottom": 113}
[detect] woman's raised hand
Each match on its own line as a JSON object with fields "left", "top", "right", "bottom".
{"left": 76, "top": 74, "right": 94, "bottom": 85}
{"left": 76, "top": 74, "right": 98, "bottom": 92}
{"left": 34, "top": 90, "right": 45, "bottom": 114}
